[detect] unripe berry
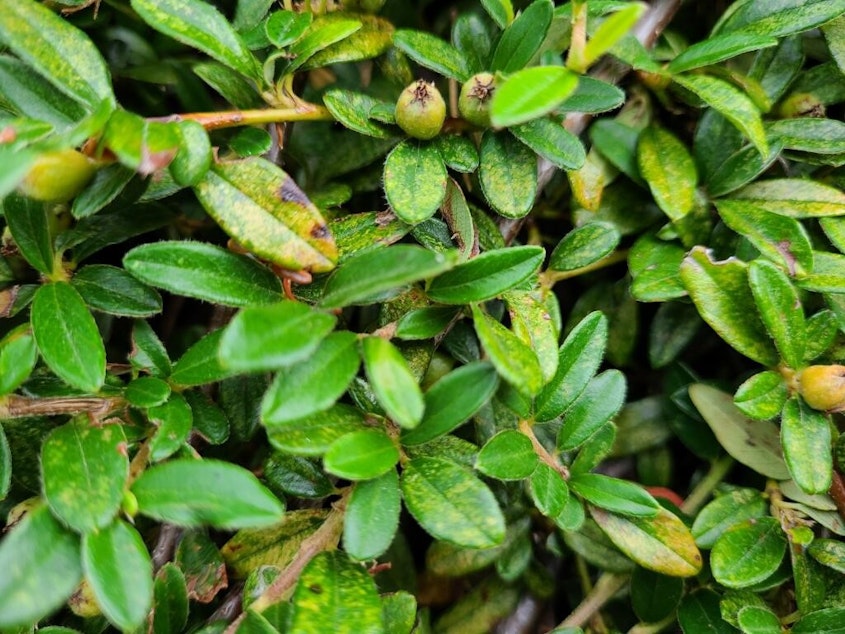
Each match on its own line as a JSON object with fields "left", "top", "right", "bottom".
{"left": 18, "top": 149, "right": 96, "bottom": 202}
{"left": 394, "top": 80, "right": 446, "bottom": 140}
{"left": 798, "top": 364, "right": 845, "bottom": 412}
{"left": 458, "top": 72, "right": 497, "bottom": 127}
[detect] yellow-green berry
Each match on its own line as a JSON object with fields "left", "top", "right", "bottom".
{"left": 395, "top": 80, "right": 446, "bottom": 140}
{"left": 458, "top": 72, "right": 497, "bottom": 127}
{"left": 798, "top": 364, "right": 845, "bottom": 412}
{"left": 18, "top": 149, "right": 96, "bottom": 203}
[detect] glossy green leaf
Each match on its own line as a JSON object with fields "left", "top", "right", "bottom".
{"left": 402, "top": 457, "right": 505, "bottom": 548}
{"left": 630, "top": 566, "right": 684, "bottom": 624}
{"left": 303, "top": 14, "right": 393, "bottom": 70}
{"left": 558, "top": 370, "right": 626, "bottom": 451}
{"left": 129, "top": 320, "right": 171, "bottom": 378}
{"left": 0, "top": 55, "right": 86, "bottom": 127}
{"left": 648, "top": 301, "right": 701, "bottom": 368}
{"left": 101, "top": 108, "right": 181, "bottom": 173}
{"left": 82, "top": 519, "right": 153, "bottom": 631}
{"left": 718, "top": 0, "right": 845, "bottom": 38}
{"left": 362, "top": 337, "right": 425, "bottom": 429}
{"left": 0, "top": 325, "right": 38, "bottom": 396}
{"left": 343, "top": 470, "right": 401, "bottom": 560}
{"left": 125, "top": 376, "right": 171, "bottom": 409}
{"left": 323, "top": 89, "right": 395, "bottom": 139}
{"left": 3, "top": 194, "right": 53, "bottom": 275}
{"left": 571, "top": 473, "right": 658, "bottom": 517}
{"left": 793, "top": 608, "right": 845, "bottom": 633}
{"left": 130, "top": 0, "right": 260, "bottom": 80}
{"left": 392, "top": 29, "right": 470, "bottom": 81}
{"left": 132, "top": 459, "right": 285, "bottom": 529}
{"left": 0, "top": 505, "right": 82, "bottom": 628}
{"left": 510, "top": 116, "right": 586, "bottom": 172}
{"left": 472, "top": 305, "right": 544, "bottom": 397}
{"left": 264, "top": 453, "right": 332, "bottom": 499}
{"left": 427, "top": 245, "right": 544, "bottom": 304}
{"left": 31, "top": 282, "right": 106, "bottom": 393}
{"left": 434, "top": 136, "right": 479, "bottom": 174}
{"left": 72, "top": 264, "right": 162, "bottom": 317}
{"left": 707, "top": 140, "right": 784, "bottom": 198}
{"left": 289, "top": 551, "right": 383, "bottom": 634}
{"left": 266, "top": 404, "right": 368, "bottom": 456}
{"left": 324, "top": 430, "right": 399, "bottom": 481}
{"left": 124, "top": 241, "right": 282, "bottom": 307}
{"left": 591, "top": 506, "right": 703, "bottom": 577}
{"left": 0, "top": 424, "right": 10, "bottom": 500}
{"left": 730, "top": 178, "right": 845, "bottom": 218}
{"left": 637, "top": 126, "right": 697, "bottom": 222}
{"left": 148, "top": 393, "right": 193, "bottom": 462}
{"left": 748, "top": 259, "right": 805, "bottom": 368}
{"left": 321, "top": 245, "right": 457, "bottom": 309}
{"left": 678, "top": 590, "right": 735, "bottom": 634}
{"left": 71, "top": 164, "right": 138, "bottom": 220}
{"left": 529, "top": 462, "right": 570, "bottom": 518}
{"left": 475, "top": 429, "right": 538, "bottom": 480}
{"left": 261, "top": 331, "right": 359, "bottom": 425}
{"left": 711, "top": 517, "right": 786, "bottom": 588}
{"left": 582, "top": 2, "right": 647, "bottom": 68}
{"left": 628, "top": 236, "right": 687, "bottom": 302}
{"left": 170, "top": 329, "right": 236, "bottom": 387}
{"left": 482, "top": 0, "right": 514, "bottom": 29}
{"left": 194, "top": 158, "right": 337, "bottom": 273}
{"left": 808, "top": 538, "right": 845, "bottom": 574}
{"left": 395, "top": 306, "right": 459, "bottom": 340}
{"left": 491, "top": 0, "right": 553, "bottom": 73}
{"left": 767, "top": 117, "right": 845, "bottom": 154}
{"left": 679, "top": 247, "right": 779, "bottom": 366}
{"left": 799, "top": 251, "right": 845, "bottom": 293}
{"left": 152, "top": 563, "right": 189, "bottom": 634}
{"left": 0, "top": 0, "right": 114, "bottom": 109}
{"left": 285, "top": 16, "right": 362, "bottom": 73}
{"left": 673, "top": 74, "right": 768, "bottom": 155}
{"left": 781, "top": 398, "right": 833, "bottom": 495}
{"left": 689, "top": 384, "right": 790, "bottom": 479}
{"left": 265, "top": 9, "right": 312, "bottom": 47}
{"left": 219, "top": 301, "right": 335, "bottom": 373}
{"left": 383, "top": 140, "right": 448, "bottom": 225}
{"left": 550, "top": 222, "right": 620, "bottom": 272}
{"left": 535, "top": 311, "right": 608, "bottom": 421}
{"left": 170, "top": 120, "right": 213, "bottom": 186}
{"left": 490, "top": 66, "right": 579, "bottom": 128}
{"left": 193, "top": 61, "right": 261, "bottom": 108}
{"left": 668, "top": 33, "right": 778, "bottom": 73}
{"left": 716, "top": 199, "right": 813, "bottom": 276}
{"left": 734, "top": 371, "right": 788, "bottom": 421}
{"left": 505, "top": 290, "right": 559, "bottom": 381}
{"left": 691, "top": 488, "right": 768, "bottom": 549}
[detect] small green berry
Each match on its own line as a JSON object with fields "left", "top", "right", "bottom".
{"left": 395, "top": 80, "right": 446, "bottom": 140}
{"left": 458, "top": 72, "right": 497, "bottom": 127}
{"left": 18, "top": 149, "right": 96, "bottom": 202}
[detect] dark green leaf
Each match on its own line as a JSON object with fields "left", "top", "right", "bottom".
{"left": 71, "top": 165, "right": 141, "bottom": 223}
{"left": 434, "top": 135, "right": 479, "bottom": 174}
{"left": 506, "top": 289, "right": 559, "bottom": 381}
{"left": 748, "top": 259, "right": 805, "bottom": 368}
{"left": 148, "top": 393, "right": 194, "bottom": 462}
{"left": 0, "top": 506, "right": 82, "bottom": 629}
{"left": 392, "top": 30, "right": 470, "bottom": 81}
{"left": 781, "top": 398, "right": 832, "bottom": 495}
{"left": 491, "top": 0, "right": 553, "bottom": 73}
{"left": 82, "top": 520, "right": 153, "bottom": 631}
{"left": 132, "top": 459, "right": 285, "bottom": 529}
{"left": 126, "top": 376, "right": 171, "bottom": 409}
{"left": 395, "top": 306, "right": 460, "bottom": 340}
{"left": 570, "top": 473, "right": 658, "bottom": 516}
{"left": 264, "top": 454, "right": 332, "bottom": 499}
{"left": 793, "top": 608, "right": 845, "bottom": 634}
{"left": 383, "top": 140, "right": 448, "bottom": 225}
{"left": 401, "top": 457, "right": 505, "bottom": 548}
{"left": 265, "top": 10, "right": 312, "bottom": 47}
{"left": 734, "top": 371, "right": 788, "bottom": 421}
{"left": 0, "top": 325, "right": 38, "bottom": 396}
{"left": 550, "top": 222, "right": 620, "bottom": 271}
{"left": 170, "top": 120, "right": 213, "bottom": 186}
{"left": 427, "top": 245, "right": 545, "bottom": 304}
{"left": 3, "top": 194, "right": 53, "bottom": 275}
{"left": 668, "top": 33, "right": 778, "bottom": 74}
{"left": 362, "top": 337, "right": 424, "bottom": 429}
{"left": 637, "top": 126, "right": 697, "bottom": 222}
{"left": 558, "top": 76, "right": 625, "bottom": 114}
{"left": 129, "top": 319, "right": 171, "bottom": 378}
{"left": 323, "top": 429, "right": 399, "bottom": 481}
{"left": 124, "top": 241, "right": 282, "bottom": 307}
{"left": 648, "top": 301, "right": 701, "bottom": 368}
{"left": 170, "top": 329, "right": 236, "bottom": 387}
{"left": 558, "top": 370, "right": 626, "bottom": 451}
{"left": 193, "top": 61, "right": 261, "bottom": 109}
{"left": 706, "top": 140, "right": 783, "bottom": 198}
{"left": 767, "top": 117, "right": 845, "bottom": 154}
{"left": 343, "top": 470, "right": 401, "bottom": 561}
{"left": 72, "top": 264, "right": 162, "bottom": 317}
{"left": 808, "top": 538, "right": 845, "bottom": 574}
{"left": 718, "top": 0, "right": 845, "bottom": 38}
{"left": 0, "top": 424, "right": 10, "bottom": 500}
{"left": 31, "top": 282, "right": 106, "bottom": 393}
{"left": 490, "top": 66, "right": 579, "bottom": 128}
{"left": 152, "top": 563, "right": 189, "bottom": 634}
{"left": 711, "top": 517, "right": 786, "bottom": 589}
{"left": 482, "top": 0, "right": 513, "bottom": 29}
{"left": 630, "top": 567, "right": 684, "bottom": 623}
{"left": 691, "top": 488, "right": 768, "bottom": 549}
{"left": 510, "top": 116, "right": 586, "bottom": 172}
{"left": 529, "top": 462, "right": 570, "bottom": 518}
{"left": 0, "top": 55, "right": 85, "bottom": 127}
{"left": 266, "top": 404, "right": 368, "bottom": 456}
{"left": 323, "top": 89, "right": 395, "bottom": 139}
{"left": 678, "top": 590, "right": 735, "bottom": 634}
{"left": 731, "top": 178, "right": 845, "bottom": 218}
{"left": 475, "top": 429, "right": 538, "bottom": 480}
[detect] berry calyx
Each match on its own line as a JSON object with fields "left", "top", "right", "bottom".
{"left": 394, "top": 80, "right": 446, "bottom": 140}
{"left": 798, "top": 364, "right": 845, "bottom": 412}
{"left": 18, "top": 149, "right": 96, "bottom": 203}
{"left": 458, "top": 72, "right": 497, "bottom": 127}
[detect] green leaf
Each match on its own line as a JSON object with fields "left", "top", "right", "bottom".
{"left": 691, "top": 488, "right": 768, "bottom": 549}
{"left": 0, "top": 325, "right": 38, "bottom": 396}
{"left": 558, "top": 370, "right": 626, "bottom": 451}
{"left": 148, "top": 393, "right": 194, "bottom": 462}
{"left": 490, "top": 66, "right": 579, "bottom": 128}
{"left": 265, "top": 9, "right": 312, "bottom": 48}
{"left": 510, "top": 116, "right": 587, "bottom": 172}
{"left": 130, "top": 319, "right": 171, "bottom": 378}
{"left": 0, "top": 424, "right": 10, "bottom": 500}
{"left": 689, "top": 384, "right": 790, "bottom": 479}
{"left": 361, "top": 337, "right": 425, "bottom": 429}
{"left": 570, "top": 473, "right": 659, "bottom": 517}
{"left": 392, "top": 29, "right": 470, "bottom": 81}
{"left": 402, "top": 362, "right": 499, "bottom": 446}
{"left": 41, "top": 419, "right": 128, "bottom": 533}
{"left": 70, "top": 166, "right": 139, "bottom": 222}
{"left": 261, "top": 331, "right": 359, "bottom": 425}
{"left": 715, "top": 199, "right": 813, "bottom": 276}
{"left": 559, "top": 76, "right": 626, "bottom": 114}
{"left": 324, "top": 430, "right": 399, "bottom": 481}
{"left": 706, "top": 140, "right": 784, "bottom": 198}
{"left": 718, "top": 0, "right": 845, "bottom": 38}
{"left": 427, "top": 245, "right": 545, "bottom": 304}
{"left": 289, "top": 551, "right": 383, "bottom": 634}
{"left": 193, "top": 61, "right": 261, "bottom": 109}
{"left": 637, "top": 126, "right": 697, "bottom": 222}
{"left": 434, "top": 136, "right": 479, "bottom": 174}
{"left": 125, "top": 376, "right": 171, "bottom": 408}
{"left": 124, "top": 241, "right": 282, "bottom": 307}
{"left": 0, "top": 0, "right": 114, "bottom": 109}
{"left": 535, "top": 311, "right": 608, "bottom": 422}
{"left": 767, "top": 117, "right": 845, "bottom": 154}
{"left": 72, "top": 264, "right": 162, "bottom": 317}
{"left": 482, "top": 0, "right": 514, "bottom": 29}
{"left": 303, "top": 14, "right": 393, "bottom": 70}
{"left": 321, "top": 245, "right": 457, "bottom": 309}
{"left": 3, "top": 194, "right": 54, "bottom": 275}
{"left": 529, "top": 462, "right": 570, "bottom": 518}
{"left": 475, "top": 429, "right": 538, "bottom": 480}
{"left": 799, "top": 251, "right": 845, "bottom": 293}
{"left": 630, "top": 567, "right": 684, "bottom": 624}
{"left": 673, "top": 74, "right": 768, "bottom": 156}
{"left": 323, "top": 89, "right": 395, "bottom": 139}
{"left": 590, "top": 506, "right": 703, "bottom": 577}
{"left": 668, "top": 33, "right": 778, "bottom": 74}
{"left": 266, "top": 404, "right": 368, "bottom": 456}
{"left": 711, "top": 517, "right": 786, "bottom": 589}
{"left": 734, "top": 371, "right": 789, "bottom": 421}
{"left": 170, "top": 329, "right": 236, "bottom": 387}
{"left": 170, "top": 120, "right": 213, "bottom": 186}
{"left": 396, "top": 306, "right": 460, "bottom": 340}
{"left": 678, "top": 590, "right": 735, "bottom": 634}
{"left": 808, "top": 538, "right": 845, "bottom": 574}
{"left": 152, "top": 563, "right": 189, "bottom": 634}
{"left": 401, "top": 457, "right": 505, "bottom": 548}
{"left": 343, "top": 470, "right": 401, "bottom": 560}
{"left": 582, "top": 2, "right": 647, "bottom": 68}
{"left": 748, "top": 259, "right": 805, "bottom": 368}
{"left": 472, "top": 305, "right": 544, "bottom": 397}
{"left": 679, "top": 247, "right": 779, "bottom": 366}
{"left": 101, "top": 108, "right": 181, "bottom": 174}
{"left": 491, "top": 0, "right": 553, "bottom": 73}
{"left": 730, "top": 178, "right": 845, "bottom": 218}
{"left": 781, "top": 398, "right": 833, "bottom": 495}
{"left": 132, "top": 459, "right": 285, "bottom": 529}
{"left": 82, "top": 520, "right": 153, "bottom": 631}
{"left": 130, "top": 0, "right": 260, "bottom": 81}
{"left": 194, "top": 158, "right": 337, "bottom": 273}
{"left": 481, "top": 129, "right": 538, "bottom": 219}
{"left": 265, "top": 453, "right": 332, "bottom": 499}
{"left": 506, "top": 290, "right": 559, "bottom": 381}
{"left": 285, "top": 16, "right": 362, "bottom": 73}
{"left": 628, "top": 235, "right": 688, "bottom": 302}
{"left": 383, "top": 140, "right": 448, "bottom": 226}
{"left": 219, "top": 301, "right": 336, "bottom": 373}
{"left": 550, "top": 222, "right": 620, "bottom": 272}
{"left": 0, "top": 505, "right": 82, "bottom": 629}
{"left": 0, "top": 55, "right": 86, "bottom": 127}
{"left": 793, "top": 608, "right": 845, "bottom": 633}
{"left": 31, "top": 282, "right": 106, "bottom": 393}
